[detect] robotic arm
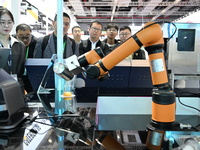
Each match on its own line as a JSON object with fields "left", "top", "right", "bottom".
{"left": 55, "top": 22, "right": 176, "bottom": 130}
{"left": 84, "top": 22, "right": 176, "bottom": 130}
{"left": 53, "top": 22, "right": 177, "bottom": 150}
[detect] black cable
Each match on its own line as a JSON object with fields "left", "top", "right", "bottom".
{"left": 191, "top": 126, "right": 200, "bottom": 131}
{"left": 160, "top": 21, "right": 177, "bottom": 43}
{"left": 27, "top": 117, "right": 100, "bottom": 147}
{"left": 24, "top": 109, "right": 98, "bottom": 136}
{"left": 23, "top": 119, "right": 77, "bottom": 137}
{"left": 35, "top": 113, "right": 98, "bottom": 130}
{"left": 177, "top": 92, "right": 200, "bottom": 113}
{"left": 167, "top": 22, "right": 177, "bottom": 42}
{"left": 29, "top": 110, "right": 46, "bottom": 123}
{"left": 195, "top": 124, "right": 200, "bottom": 129}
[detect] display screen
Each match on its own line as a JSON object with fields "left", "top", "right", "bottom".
{"left": 177, "top": 29, "right": 195, "bottom": 51}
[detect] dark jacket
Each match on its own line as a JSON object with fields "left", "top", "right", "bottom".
{"left": 12, "top": 34, "right": 37, "bottom": 58}
{"left": 103, "top": 38, "right": 120, "bottom": 51}
{"left": 3, "top": 36, "right": 26, "bottom": 90}
{"left": 23, "top": 35, "right": 37, "bottom": 92}
{"left": 79, "top": 39, "right": 110, "bottom": 56}
{"left": 27, "top": 35, "right": 37, "bottom": 58}
{"left": 103, "top": 38, "right": 120, "bottom": 46}
{"left": 12, "top": 34, "right": 37, "bottom": 92}
{"left": 33, "top": 33, "right": 79, "bottom": 58}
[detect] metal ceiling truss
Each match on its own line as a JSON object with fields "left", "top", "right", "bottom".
{"left": 64, "top": 0, "right": 200, "bottom": 25}
{"left": 64, "top": 1, "right": 200, "bottom": 7}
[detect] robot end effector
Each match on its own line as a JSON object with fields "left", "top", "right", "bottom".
{"left": 53, "top": 47, "right": 107, "bottom": 81}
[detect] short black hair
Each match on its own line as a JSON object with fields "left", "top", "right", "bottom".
{"left": 119, "top": 26, "right": 131, "bottom": 32}
{"left": 16, "top": 23, "right": 32, "bottom": 33}
{"left": 72, "top": 26, "right": 81, "bottom": 33}
{"left": 54, "top": 12, "right": 70, "bottom": 21}
{"left": 106, "top": 23, "right": 119, "bottom": 31}
{"left": 90, "top": 21, "right": 103, "bottom": 30}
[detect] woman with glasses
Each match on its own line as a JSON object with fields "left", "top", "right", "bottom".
{"left": 0, "top": 8, "right": 26, "bottom": 93}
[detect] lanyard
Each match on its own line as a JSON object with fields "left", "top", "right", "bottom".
{"left": 25, "top": 46, "right": 29, "bottom": 59}
{"left": 0, "top": 39, "right": 12, "bottom": 74}
{"left": 63, "top": 41, "right": 66, "bottom": 54}
{"left": 7, "top": 50, "right": 12, "bottom": 74}
{"left": 23, "top": 46, "right": 30, "bottom": 76}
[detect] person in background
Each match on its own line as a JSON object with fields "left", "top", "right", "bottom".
{"left": 33, "top": 12, "right": 79, "bottom": 58}
{"left": 0, "top": 8, "right": 26, "bottom": 93}
{"left": 118, "top": 26, "right": 146, "bottom": 59}
{"left": 103, "top": 23, "right": 119, "bottom": 50}
{"left": 15, "top": 23, "right": 37, "bottom": 58}
{"left": 79, "top": 21, "right": 110, "bottom": 56}
{"left": 72, "top": 26, "right": 82, "bottom": 44}
{"left": 14, "top": 23, "right": 37, "bottom": 93}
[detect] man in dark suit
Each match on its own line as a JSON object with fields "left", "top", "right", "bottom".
{"left": 33, "top": 12, "right": 79, "bottom": 58}
{"left": 15, "top": 23, "right": 37, "bottom": 93}
{"left": 15, "top": 23, "right": 37, "bottom": 58}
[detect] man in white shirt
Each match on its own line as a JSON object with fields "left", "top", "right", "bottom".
{"left": 79, "top": 21, "right": 110, "bottom": 56}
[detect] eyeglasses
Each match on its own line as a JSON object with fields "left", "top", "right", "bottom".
{"left": 107, "top": 28, "right": 117, "bottom": 32}
{"left": 119, "top": 33, "right": 131, "bottom": 36}
{"left": 18, "top": 36, "right": 31, "bottom": 41}
{"left": 91, "top": 27, "right": 102, "bottom": 31}
{"left": 73, "top": 30, "right": 81, "bottom": 33}
{"left": 0, "top": 20, "right": 13, "bottom": 26}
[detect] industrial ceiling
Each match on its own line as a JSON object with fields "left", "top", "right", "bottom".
{"left": 63, "top": 0, "right": 200, "bottom": 26}
{"left": 22, "top": 0, "right": 200, "bottom": 29}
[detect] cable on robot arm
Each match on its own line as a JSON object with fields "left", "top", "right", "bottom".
{"left": 157, "top": 21, "right": 177, "bottom": 43}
